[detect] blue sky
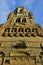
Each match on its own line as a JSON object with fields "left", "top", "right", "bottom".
{"left": 0, "top": 0, "right": 43, "bottom": 28}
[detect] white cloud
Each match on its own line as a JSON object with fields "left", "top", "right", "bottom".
{"left": 0, "top": 0, "right": 16, "bottom": 24}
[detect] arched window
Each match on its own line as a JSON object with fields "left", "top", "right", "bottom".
{"left": 20, "top": 9, "right": 23, "bottom": 14}
{"left": 18, "top": 28, "right": 24, "bottom": 32}
{"left": 4, "top": 28, "right": 10, "bottom": 33}
{"left": 32, "top": 28, "right": 37, "bottom": 36}
{"left": 29, "top": 12, "right": 33, "bottom": 19}
{"left": 25, "top": 28, "right": 31, "bottom": 32}
{"left": 11, "top": 28, "right": 17, "bottom": 32}
{"left": 2, "top": 28, "right": 10, "bottom": 37}
{"left": 22, "top": 18, "right": 26, "bottom": 23}
{"left": 16, "top": 18, "right": 20, "bottom": 23}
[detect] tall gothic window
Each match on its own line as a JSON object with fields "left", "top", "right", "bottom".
{"left": 22, "top": 18, "right": 26, "bottom": 23}
{"left": 16, "top": 18, "right": 20, "bottom": 23}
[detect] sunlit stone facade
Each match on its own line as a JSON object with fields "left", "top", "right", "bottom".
{"left": 0, "top": 7, "right": 43, "bottom": 65}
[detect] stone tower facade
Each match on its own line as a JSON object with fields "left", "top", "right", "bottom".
{"left": 0, "top": 7, "right": 43, "bottom": 65}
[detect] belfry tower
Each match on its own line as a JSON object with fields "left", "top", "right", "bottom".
{"left": 0, "top": 7, "right": 43, "bottom": 65}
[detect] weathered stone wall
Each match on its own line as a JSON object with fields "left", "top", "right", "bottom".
{"left": 0, "top": 7, "right": 43, "bottom": 65}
